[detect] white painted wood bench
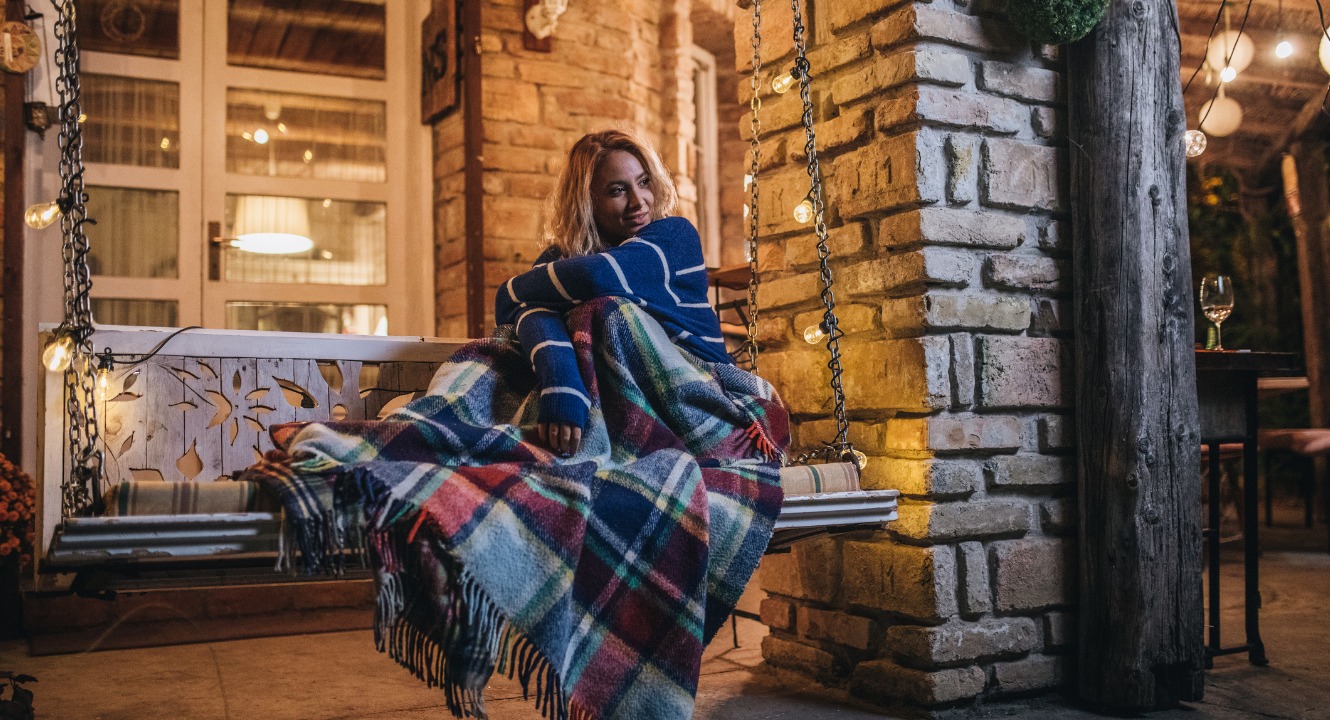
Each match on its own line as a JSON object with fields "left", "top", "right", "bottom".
{"left": 36, "top": 325, "right": 896, "bottom": 583}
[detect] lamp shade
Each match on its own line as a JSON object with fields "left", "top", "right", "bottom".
{"left": 1319, "top": 29, "right": 1330, "bottom": 75}
{"left": 1207, "top": 30, "right": 1254, "bottom": 74}
{"left": 232, "top": 195, "right": 313, "bottom": 254}
{"left": 1199, "top": 95, "right": 1243, "bottom": 138}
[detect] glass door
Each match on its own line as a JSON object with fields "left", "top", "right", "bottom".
{"left": 80, "top": 0, "right": 426, "bottom": 336}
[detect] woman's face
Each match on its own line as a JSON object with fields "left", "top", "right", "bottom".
{"left": 590, "top": 150, "right": 653, "bottom": 245}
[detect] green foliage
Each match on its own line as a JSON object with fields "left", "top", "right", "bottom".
{"left": 1006, "top": 0, "right": 1108, "bottom": 44}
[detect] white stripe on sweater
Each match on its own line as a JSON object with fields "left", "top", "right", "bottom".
{"left": 546, "top": 263, "right": 576, "bottom": 302}
{"left": 625, "top": 238, "right": 683, "bottom": 305}
{"left": 530, "top": 340, "right": 573, "bottom": 356}
{"left": 677, "top": 302, "right": 712, "bottom": 308}
{"left": 540, "top": 386, "right": 591, "bottom": 408}
{"left": 517, "top": 307, "right": 556, "bottom": 327}
{"left": 505, "top": 278, "right": 518, "bottom": 303}
{"left": 675, "top": 263, "right": 707, "bottom": 276}
{"left": 602, "top": 253, "right": 634, "bottom": 294}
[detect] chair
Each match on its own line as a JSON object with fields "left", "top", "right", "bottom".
{"left": 1258, "top": 428, "right": 1330, "bottom": 551}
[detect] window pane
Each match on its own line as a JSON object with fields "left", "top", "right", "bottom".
{"left": 228, "top": 0, "right": 386, "bottom": 80}
{"left": 226, "top": 88, "right": 386, "bottom": 182}
{"left": 88, "top": 186, "right": 178, "bottom": 279}
{"left": 226, "top": 302, "right": 386, "bottom": 335}
{"left": 223, "top": 194, "right": 386, "bottom": 285}
{"left": 83, "top": 74, "right": 180, "bottom": 168}
{"left": 76, "top": 0, "right": 180, "bottom": 59}
{"left": 93, "top": 299, "right": 179, "bottom": 327}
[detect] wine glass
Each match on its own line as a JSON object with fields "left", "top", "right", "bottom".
{"left": 1199, "top": 275, "right": 1234, "bottom": 350}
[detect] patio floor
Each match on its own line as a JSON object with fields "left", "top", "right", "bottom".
{"left": 2, "top": 519, "right": 1326, "bottom": 719}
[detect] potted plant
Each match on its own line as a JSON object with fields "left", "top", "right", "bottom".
{"left": 0, "top": 454, "right": 35, "bottom": 640}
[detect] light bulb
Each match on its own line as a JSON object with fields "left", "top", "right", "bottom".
{"left": 42, "top": 335, "right": 75, "bottom": 373}
{"left": 304, "top": 149, "right": 314, "bottom": 162}
{"left": 25, "top": 200, "right": 62, "bottom": 229}
{"left": 277, "top": 122, "right": 288, "bottom": 134}
{"left": 770, "top": 72, "right": 796, "bottom": 94}
{"left": 95, "top": 366, "right": 111, "bottom": 402}
{"left": 160, "top": 137, "right": 170, "bottom": 150}
{"left": 1184, "top": 129, "right": 1208, "bottom": 158}
{"left": 253, "top": 128, "right": 270, "bottom": 144}
{"left": 793, "top": 198, "right": 814, "bottom": 224}
{"left": 803, "top": 323, "right": 825, "bottom": 344}
{"left": 851, "top": 450, "right": 868, "bottom": 470}
{"left": 1219, "top": 66, "right": 1237, "bottom": 83}
{"left": 1276, "top": 40, "right": 1294, "bottom": 58}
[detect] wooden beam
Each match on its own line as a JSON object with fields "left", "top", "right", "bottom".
{"left": 1257, "top": 86, "right": 1330, "bottom": 172}
{"left": 3, "top": 0, "right": 26, "bottom": 464}
{"left": 1068, "top": 0, "right": 1205, "bottom": 710}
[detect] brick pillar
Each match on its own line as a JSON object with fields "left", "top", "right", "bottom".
{"left": 745, "top": 0, "right": 1074, "bottom": 710}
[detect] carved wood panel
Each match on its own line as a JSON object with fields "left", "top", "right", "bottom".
{"left": 99, "top": 356, "right": 440, "bottom": 487}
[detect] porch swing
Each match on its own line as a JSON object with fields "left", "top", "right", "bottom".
{"left": 33, "top": 0, "right": 896, "bottom": 591}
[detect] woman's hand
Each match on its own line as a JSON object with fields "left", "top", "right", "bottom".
{"left": 538, "top": 422, "right": 582, "bottom": 457}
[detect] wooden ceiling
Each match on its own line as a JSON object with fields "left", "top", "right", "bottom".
{"left": 1177, "top": 0, "right": 1330, "bottom": 178}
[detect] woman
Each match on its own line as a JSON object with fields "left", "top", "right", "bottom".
{"left": 245, "top": 130, "right": 787, "bottom": 720}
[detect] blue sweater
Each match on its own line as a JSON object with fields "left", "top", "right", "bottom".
{"left": 494, "top": 217, "right": 732, "bottom": 429}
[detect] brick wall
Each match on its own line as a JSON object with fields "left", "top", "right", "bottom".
{"left": 743, "top": 0, "right": 1073, "bottom": 710}
{"left": 434, "top": 112, "right": 467, "bottom": 338}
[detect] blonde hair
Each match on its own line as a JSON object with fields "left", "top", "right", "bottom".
{"left": 543, "top": 129, "right": 678, "bottom": 257}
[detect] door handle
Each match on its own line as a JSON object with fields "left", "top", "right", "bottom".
{"left": 207, "top": 221, "right": 222, "bottom": 281}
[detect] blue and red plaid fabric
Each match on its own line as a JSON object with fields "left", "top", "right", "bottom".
{"left": 242, "top": 297, "right": 787, "bottom": 719}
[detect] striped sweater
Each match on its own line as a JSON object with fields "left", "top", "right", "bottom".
{"left": 495, "top": 216, "right": 732, "bottom": 429}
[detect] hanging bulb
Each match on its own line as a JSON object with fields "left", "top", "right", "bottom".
{"left": 25, "top": 200, "right": 62, "bottom": 229}
{"left": 94, "top": 351, "right": 113, "bottom": 402}
{"left": 42, "top": 334, "right": 75, "bottom": 373}
{"left": 1184, "top": 129, "right": 1208, "bottom": 158}
{"left": 793, "top": 198, "right": 814, "bottom": 224}
{"left": 253, "top": 128, "right": 270, "bottom": 144}
{"left": 770, "top": 71, "right": 796, "bottom": 94}
{"left": 1219, "top": 65, "right": 1237, "bottom": 83}
{"left": 850, "top": 449, "right": 868, "bottom": 471}
{"left": 1276, "top": 39, "right": 1294, "bottom": 58}
{"left": 803, "top": 323, "right": 826, "bottom": 344}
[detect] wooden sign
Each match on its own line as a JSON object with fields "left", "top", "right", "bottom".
{"left": 421, "top": 0, "right": 459, "bottom": 124}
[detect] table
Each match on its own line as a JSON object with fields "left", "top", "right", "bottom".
{"left": 1195, "top": 350, "right": 1304, "bottom": 667}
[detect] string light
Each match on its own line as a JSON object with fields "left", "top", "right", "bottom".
{"left": 793, "top": 198, "right": 814, "bottom": 224}
{"left": 803, "top": 322, "right": 826, "bottom": 344}
{"left": 94, "top": 350, "right": 113, "bottom": 402}
{"left": 42, "top": 333, "right": 75, "bottom": 373}
{"left": 770, "top": 71, "right": 796, "bottom": 94}
{"left": 24, "top": 200, "right": 62, "bottom": 228}
{"left": 1276, "top": 39, "right": 1293, "bottom": 58}
{"left": 851, "top": 449, "right": 868, "bottom": 471}
{"left": 253, "top": 128, "right": 270, "bottom": 144}
{"left": 1219, "top": 65, "right": 1237, "bottom": 83}
{"left": 1184, "top": 129, "right": 1208, "bottom": 158}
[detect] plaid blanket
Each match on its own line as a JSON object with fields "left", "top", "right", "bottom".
{"left": 242, "top": 297, "right": 787, "bottom": 719}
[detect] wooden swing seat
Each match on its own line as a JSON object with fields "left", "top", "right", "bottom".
{"left": 36, "top": 325, "right": 896, "bottom": 586}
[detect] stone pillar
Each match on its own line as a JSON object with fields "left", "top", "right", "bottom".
{"left": 745, "top": 0, "right": 1073, "bottom": 710}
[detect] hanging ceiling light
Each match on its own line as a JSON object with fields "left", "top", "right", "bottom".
{"left": 1276, "top": 0, "right": 1294, "bottom": 58}
{"left": 231, "top": 195, "right": 314, "bottom": 254}
{"left": 42, "top": 332, "right": 75, "bottom": 373}
{"left": 792, "top": 197, "right": 814, "bottom": 224}
{"left": 1184, "top": 129, "right": 1208, "bottom": 158}
{"left": 1206, "top": 29, "right": 1254, "bottom": 79}
{"left": 25, "top": 199, "right": 62, "bottom": 228}
{"left": 1199, "top": 87, "right": 1243, "bottom": 138}
{"left": 1318, "top": 28, "right": 1330, "bottom": 74}
{"left": 770, "top": 71, "right": 796, "bottom": 94}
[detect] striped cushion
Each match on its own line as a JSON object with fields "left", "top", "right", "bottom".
{"left": 103, "top": 480, "right": 278, "bottom": 516}
{"left": 779, "top": 462, "right": 860, "bottom": 496}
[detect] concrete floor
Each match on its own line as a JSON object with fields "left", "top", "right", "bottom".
{"left": 3, "top": 525, "right": 1327, "bottom": 719}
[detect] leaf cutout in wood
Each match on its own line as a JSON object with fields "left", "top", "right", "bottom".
{"left": 318, "top": 362, "right": 344, "bottom": 392}
{"left": 275, "top": 377, "right": 318, "bottom": 409}
{"left": 104, "top": 413, "right": 123, "bottom": 436}
{"left": 232, "top": 370, "right": 243, "bottom": 393}
{"left": 177, "top": 442, "right": 203, "bottom": 481}
{"left": 359, "top": 363, "right": 381, "bottom": 393}
{"left": 376, "top": 392, "right": 416, "bottom": 420}
{"left": 122, "top": 368, "right": 140, "bottom": 392}
{"left": 331, "top": 403, "right": 348, "bottom": 421}
{"left": 253, "top": 447, "right": 264, "bottom": 464}
{"left": 243, "top": 416, "right": 264, "bottom": 433}
{"left": 118, "top": 431, "right": 134, "bottom": 457}
{"left": 131, "top": 468, "right": 165, "bottom": 483}
{"left": 175, "top": 366, "right": 199, "bottom": 382}
{"left": 197, "top": 362, "right": 218, "bottom": 379}
{"left": 170, "top": 400, "right": 198, "bottom": 412}
{"left": 251, "top": 404, "right": 275, "bottom": 415}
{"left": 110, "top": 391, "right": 142, "bottom": 403}
{"left": 229, "top": 417, "right": 240, "bottom": 445}
{"left": 206, "top": 390, "right": 232, "bottom": 428}
{"left": 246, "top": 388, "right": 270, "bottom": 402}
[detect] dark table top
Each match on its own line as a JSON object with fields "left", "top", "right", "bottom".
{"left": 1194, "top": 350, "right": 1304, "bottom": 376}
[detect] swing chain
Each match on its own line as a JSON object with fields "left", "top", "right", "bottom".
{"left": 789, "top": 0, "right": 854, "bottom": 465}
{"left": 54, "top": 0, "right": 103, "bottom": 516}
{"left": 742, "top": 0, "right": 763, "bottom": 372}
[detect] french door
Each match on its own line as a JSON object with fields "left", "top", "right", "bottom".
{"left": 78, "top": 0, "right": 430, "bottom": 335}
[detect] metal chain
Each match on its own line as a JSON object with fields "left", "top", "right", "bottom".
{"left": 54, "top": 0, "right": 102, "bottom": 516}
{"left": 741, "top": 0, "right": 763, "bottom": 372}
{"left": 790, "top": 0, "right": 855, "bottom": 465}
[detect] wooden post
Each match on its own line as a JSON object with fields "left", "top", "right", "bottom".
{"left": 1067, "top": 0, "right": 1205, "bottom": 709}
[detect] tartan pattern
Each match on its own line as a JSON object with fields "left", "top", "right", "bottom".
{"left": 102, "top": 480, "right": 278, "bottom": 516}
{"left": 242, "top": 297, "right": 787, "bottom": 720}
